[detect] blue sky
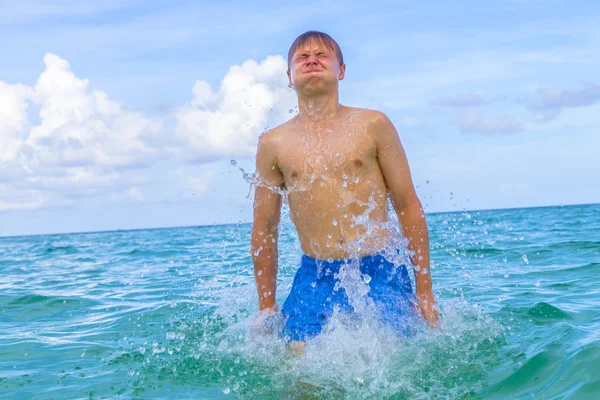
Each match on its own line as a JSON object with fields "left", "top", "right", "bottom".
{"left": 1, "top": 0, "right": 599, "bottom": 236}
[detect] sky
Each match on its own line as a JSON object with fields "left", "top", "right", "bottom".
{"left": 1, "top": 0, "right": 599, "bottom": 237}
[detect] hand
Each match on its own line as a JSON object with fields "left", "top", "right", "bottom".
{"left": 251, "top": 306, "right": 280, "bottom": 335}
{"left": 416, "top": 291, "right": 439, "bottom": 327}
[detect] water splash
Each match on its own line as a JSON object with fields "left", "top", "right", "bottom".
{"left": 224, "top": 112, "right": 510, "bottom": 397}
{"left": 3, "top": 205, "right": 599, "bottom": 398}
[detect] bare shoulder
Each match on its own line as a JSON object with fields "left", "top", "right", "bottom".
{"left": 258, "top": 126, "right": 280, "bottom": 147}
{"left": 257, "top": 125, "right": 286, "bottom": 158}
{"left": 259, "top": 117, "right": 298, "bottom": 146}
{"left": 364, "top": 109, "right": 393, "bottom": 130}
{"left": 360, "top": 110, "right": 404, "bottom": 156}
{"left": 341, "top": 106, "right": 392, "bottom": 129}
{"left": 255, "top": 125, "right": 287, "bottom": 185}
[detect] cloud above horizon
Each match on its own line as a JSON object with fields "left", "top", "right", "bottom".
{"left": 175, "top": 55, "right": 295, "bottom": 162}
{"left": 0, "top": 54, "right": 163, "bottom": 210}
{"left": 0, "top": 53, "right": 294, "bottom": 211}
{"left": 528, "top": 83, "right": 600, "bottom": 120}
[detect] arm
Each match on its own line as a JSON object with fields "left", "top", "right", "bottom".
{"left": 371, "top": 112, "right": 439, "bottom": 326}
{"left": 251, "top": 132, "right": 283, "bottom": 311}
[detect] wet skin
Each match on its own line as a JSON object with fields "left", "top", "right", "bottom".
{"left": 251, "top": 38, "right": 438, "bottom": 328}
{"left": 259, "top": 106, "right": 395, "bottom": 259}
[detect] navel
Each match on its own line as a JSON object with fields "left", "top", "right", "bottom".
{"left": 291, "top": 170, "right": 298, "bottom": 178}
{"left": 353, "top": 159, "right": 363, "bottom": 167}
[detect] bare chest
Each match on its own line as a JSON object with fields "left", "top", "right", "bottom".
{"left": 277, "top": 128, "right": 376, "bottom": 188}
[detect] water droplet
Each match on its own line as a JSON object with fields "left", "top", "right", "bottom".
{"left": 504, "top": 273, "right": 510, "bottom": 278}
{"left": 327, "top": 233, "right": 332, "bottom": 239}
{"left": 353, "top": 177, "right": 360, "bottom": 183}
{"left": 223, "top": 387, "right": 231, "bottom": 394}
{"left": 535, "top": 281, "right": 541, "bottom": 287}
{"left": 342, "top": 181, "right": 348, "bottom": 188}
{"left": 332, "top": 219, "right": 338, "bottom": 226}
{"left": 230, "top": 160, "right": 237, "bottom": 166}
{"left": 289, "top": 109, "right": 294, "bottom": 113}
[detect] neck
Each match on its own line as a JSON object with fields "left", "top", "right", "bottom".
{"left": 296, "top": 91, "right": 340, "bottom": 122}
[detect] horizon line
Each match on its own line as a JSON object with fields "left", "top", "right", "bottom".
{"left": 0, "top": 201, "right": 598, "bottom": 240}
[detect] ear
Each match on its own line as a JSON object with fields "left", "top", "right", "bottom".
{"left": 338, "top": 63, "right": 346, "bottom": 81}
{"left": 287, "top": 69, "right": 293, "bottom": 87}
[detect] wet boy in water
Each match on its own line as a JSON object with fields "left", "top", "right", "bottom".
{"left": 251, "top": 31, "right": 438, "bottom": 353}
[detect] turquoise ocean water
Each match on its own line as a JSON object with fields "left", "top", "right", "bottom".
{"left": 1, "top": 203, "right": 599, "bottom": 399}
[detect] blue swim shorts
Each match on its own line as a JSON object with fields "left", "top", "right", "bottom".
{"left": 281, "top": 250, "right": 417, "bottom": 342}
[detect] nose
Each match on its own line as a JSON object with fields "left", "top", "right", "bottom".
{"left": 306, "top": 54, "right": 318, "bottom": 65}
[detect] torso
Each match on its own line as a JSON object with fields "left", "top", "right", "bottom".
{"left": 270, "top": 106, "right": 392, "bottom": 259}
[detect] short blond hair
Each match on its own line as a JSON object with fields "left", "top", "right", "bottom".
{"left": 287, "top": 31, "right": 344, "bottom": 69}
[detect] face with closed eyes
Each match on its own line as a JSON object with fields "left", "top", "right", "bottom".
{"left": 287, "top": 40, "right": 346, "bottom": 95}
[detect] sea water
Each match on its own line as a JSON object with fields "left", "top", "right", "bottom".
{"left": 1, "top": 203, "right": 599, "bottom": 399}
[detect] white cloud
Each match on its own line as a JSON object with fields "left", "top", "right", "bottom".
{"left": 187, "top": 170, "right": 215, "bottom": 196}
{"left": 127, "top": 187, "right": 144, "bottom": 201}
{"left": 0, "top": 53, "right": 296, "bottom": 212}
{"left": 0, "top": 82, "right": 32, "bottom": 163}
{"left": 528, "top": 83, "right": 600, "bottom": 120}
{"left": 0, "top": 53, "right": 161, "bottom": 211}
{"left": 24, "top": 53, "right": 161, "bottom": 168}
{"left": 456, "top": 108, "right": 523, "bottom": 134}
{"left": 175, "top": 55, "right": 295, "bottom": 162}
{"left": 0, "top": 197, "right": 47, "bottom": 212}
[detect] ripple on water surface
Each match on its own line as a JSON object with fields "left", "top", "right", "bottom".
{"left": 0, "top": 204, "right": 599, "bottom": 398}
